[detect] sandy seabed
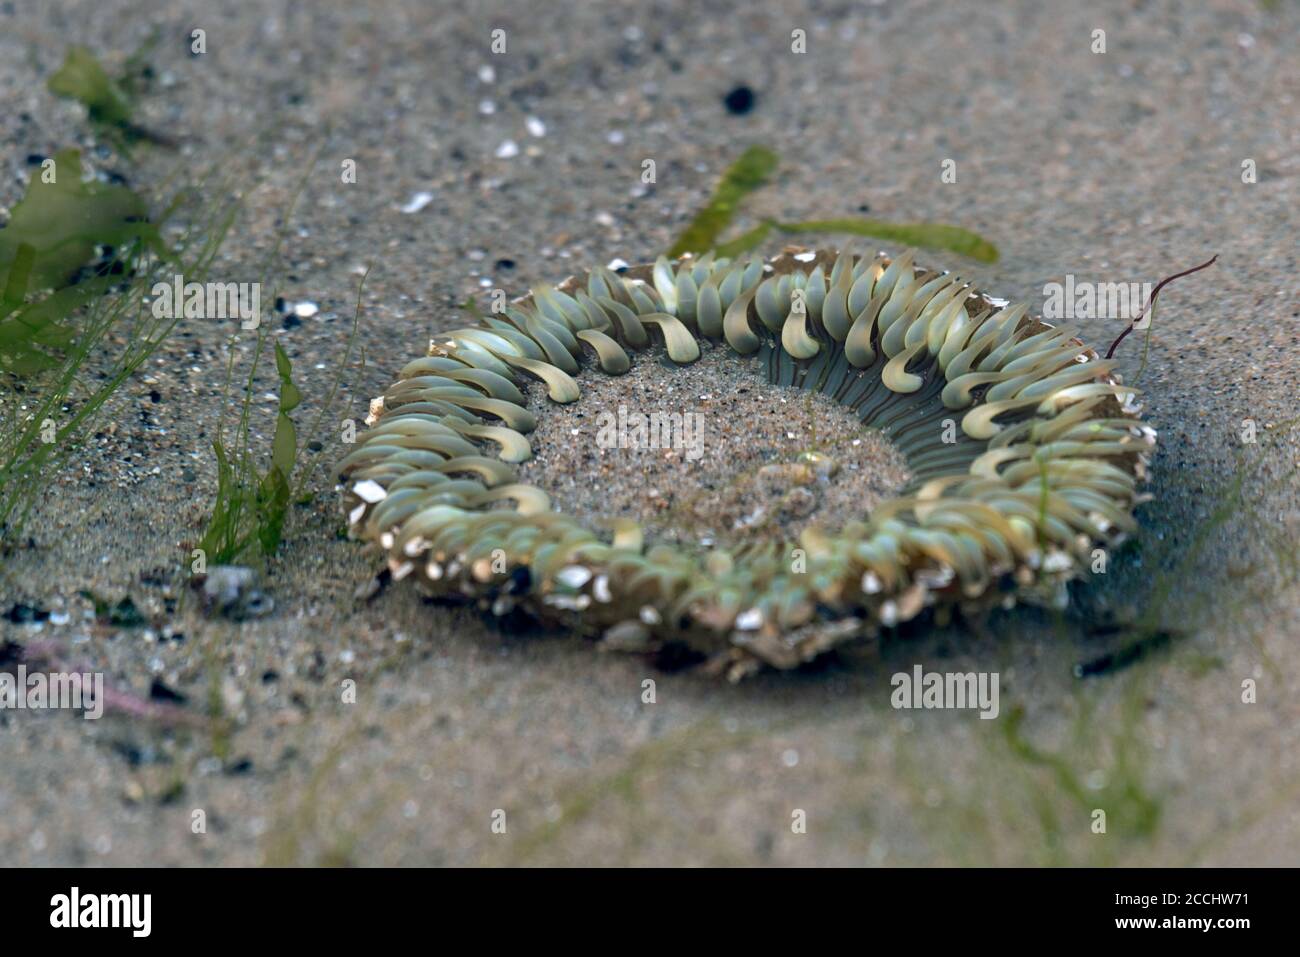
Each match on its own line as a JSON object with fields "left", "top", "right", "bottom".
{"left": 1, "top": 0, "right": 1297, "bottom": 866}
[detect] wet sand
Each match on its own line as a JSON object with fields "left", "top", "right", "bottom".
{"left": 1, "top": 0, "right": 1298, "bottom": 866}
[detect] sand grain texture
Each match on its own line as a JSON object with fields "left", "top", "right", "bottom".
{"left": 1, "top": 0, "right": 1297, "bottom": 866}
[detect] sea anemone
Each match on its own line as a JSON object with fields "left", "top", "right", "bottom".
{"left": 340, "top": 247, "right": 1155, "bottom": 680}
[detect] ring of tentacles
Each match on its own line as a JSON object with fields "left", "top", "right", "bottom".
{"left": 340, "top": 247, "right": 1154, "bottom": 680}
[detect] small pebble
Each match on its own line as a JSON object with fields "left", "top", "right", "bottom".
{"left": 723, "top": 85, "right": 756, "bottom": 114}
{"left": 199, "top": 566, "right": 274, "bottom": 621}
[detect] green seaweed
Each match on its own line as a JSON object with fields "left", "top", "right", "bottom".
{"left": 715, "top": 217, "right": 999, "bottom": 262}
{"left": 670, "top": 146, "right": 1000, "bottom": 262}
{"left": 197, "top": 142, "right": 358, "bottom": 565}
{"left": 46, "top": 42, "right": 169, "bottom": 151}
{"left": 0, "top": 164, "right": 240, "bottom": 544}
{"left": 199, "top": 341, "right": 302, "bottom": 562}
{"left": 667, "top": 146, "right": 778, "bottom": 257}
{"left": 1003, "top": 701, "right": 1161, "bottom": 840}
{"left": 505, "top": 721, "right": 756, "bottom": 864}
{"left": 770, "top": 218, "right": 999, "bottom": 263}
{"left": 262, "top": 341, "right": 303, "bottom": 550}
{"left": 263, "top": 728, "right": 363, "bottom": 866}
{"left": 47, "top": 47, "right": 133, "bottom": 130}
{"left": 0, "top": 149, "right": 167, "bottom": 372}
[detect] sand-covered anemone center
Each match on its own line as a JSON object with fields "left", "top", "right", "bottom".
{"left": 513, "top": 343, "right": 913, "bottom": 550}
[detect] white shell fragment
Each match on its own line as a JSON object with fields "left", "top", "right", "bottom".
{"left": 400, "top": 192, "right": 433, "bottom": 214}
{"left": 556, "top": 565, "right": 593, "bottom": 589}
{"left": 353, "top": 480, "right": 387, "bottom": 503}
